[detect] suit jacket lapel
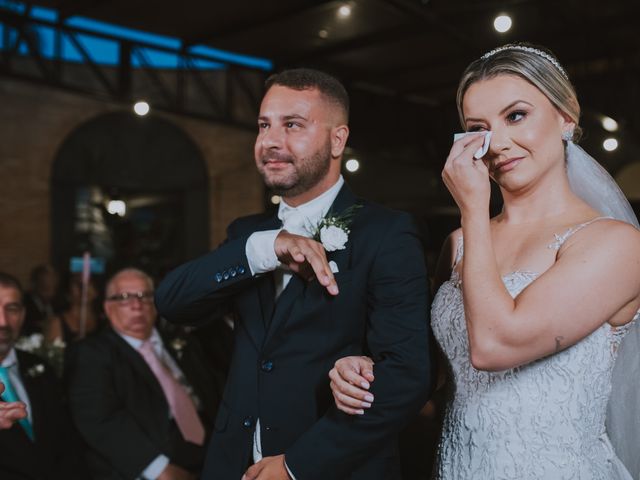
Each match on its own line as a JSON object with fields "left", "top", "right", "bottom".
{"left": 239, "top": 213, "right": 280, "bottom": 348}
{"left": 263, "top": 184, "right": 359, "bottom": 349}
{"left": 105, "top": 329, "right": 166, "bottom": 402}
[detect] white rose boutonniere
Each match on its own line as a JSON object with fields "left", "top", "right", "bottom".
{"left": 320, "top": 225, "right": 349, "bottom": 251}
{"left": 312, "top": 204, "right": 361, "bottom": 252}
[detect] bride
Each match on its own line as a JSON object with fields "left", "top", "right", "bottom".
{"left": 328, "top": 43, "right": 640, "bottom": 479}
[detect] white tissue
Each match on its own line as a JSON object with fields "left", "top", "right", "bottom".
{"left": 329, "top": 261, "right": 339, "bottom": 273}
{"left": 453, "top": 131, "right": 492, "bottom": 159}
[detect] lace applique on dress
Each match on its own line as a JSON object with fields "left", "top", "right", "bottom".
{"left": 431, "top": 220, "right": 634, "bottom": 480}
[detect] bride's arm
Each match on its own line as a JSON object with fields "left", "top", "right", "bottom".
{"left": 443, "top": 137, "right": 640, "bottom": 372}
{"left": 463, "top": 217, "right": 640, "bottom": 371}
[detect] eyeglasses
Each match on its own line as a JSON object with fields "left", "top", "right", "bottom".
{"left": 106, "top": 291, "right": 154, "bottom": 306}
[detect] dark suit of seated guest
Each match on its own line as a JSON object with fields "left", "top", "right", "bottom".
{"left": 0, "top": 272, "right": 89, "bottom": 480}
{"left": 66, "top": 268, "right": 219, "bottom": 480}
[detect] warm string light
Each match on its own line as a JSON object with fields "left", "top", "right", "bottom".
{"left": 345, "top": 158, "right": 360, "bottom": 172}
{"left": 603, "top": 138, "right": 618, "bottom": 152}
{"left": 493, "top": 14, "right": 512, "bottom": 33}
{"left": 133, "top": 101, "right": 150, "bottom": 116}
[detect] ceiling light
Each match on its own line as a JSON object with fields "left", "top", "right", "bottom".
{"left": 603, "top": 138, "right": 618, "bottom": 152}
{"left": 338, "top": 5, "right": 352, "bottom": 18}
{"left": 107, "top": 200, "right": 126, "bottom": 217}
{"left": 270, "top": 195, "right": 281, "bottom": 205}
{"left": 345, "top": 158, "right": 360, "bottom": 172}
{"left": 493, "top": 14, "right": 512, "bottom": 33}
{"left": 602, "top": 116, "right": 619, "bottom": 132}
{"left": 133, "top": 101, "right": 150, "bottom": 116}
{"left": 318, "top": 29, "right": 329, "bottom": 39}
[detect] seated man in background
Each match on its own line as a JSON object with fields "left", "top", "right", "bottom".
{"left": 22, "top": 264, "right": 60, "bottom": 336}
{"left": 0, "top": 272, "right": 89, "bottom": 480}
{"left": 66, "top": 267, "right": 219, "bottom": 480}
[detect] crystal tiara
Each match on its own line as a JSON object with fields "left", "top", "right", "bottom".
{"left": 480, "top": 45, "right": 569, "bottom": 80}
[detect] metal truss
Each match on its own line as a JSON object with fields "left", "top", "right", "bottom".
{"left": 0, "top": 8, "right": 266, "bottom": 128}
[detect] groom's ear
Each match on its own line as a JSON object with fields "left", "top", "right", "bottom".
{"left": 331, "top": 124, "right": 349, "bottom": 158}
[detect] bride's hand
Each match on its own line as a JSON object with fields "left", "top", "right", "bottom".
{"left": 442, "top": 133, "right": 491, "bottom": 215}
{"left": 328, "top": 356, "right": 375, "bottom": 415}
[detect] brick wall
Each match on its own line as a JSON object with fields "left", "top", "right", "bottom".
{"left": 0, "top": 77, "right": 264, "bottom": 284}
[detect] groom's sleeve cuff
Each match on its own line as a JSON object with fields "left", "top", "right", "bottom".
{"left": 246, "top": 229, "right": 282, "bottom": 275}
{"left": 141, "top": 454, "right": 169, "bottom": 479}
{"left": 285, "top": 459, "right": 297, "bottom": 480}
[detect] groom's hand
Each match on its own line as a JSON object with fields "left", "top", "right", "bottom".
{"left": 242, "top": 454, "right": 291, "bottom": 480}
{"left": 274, "top": 230, "right": 339, "bottom": 295}
{"left": 329, "top": 356, "right": 376, "bottom": 415}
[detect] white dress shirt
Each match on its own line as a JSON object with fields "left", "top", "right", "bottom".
{"left": 1, "top": 348, "right": 33, "bottom": 423}
{"left": 118, "top": 328, "right": 193, "bottom": 480}
{"left": 245, "top": 175, "right": 345, "bottom": 479}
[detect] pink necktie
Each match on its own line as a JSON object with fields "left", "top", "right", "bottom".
{"left": 138, "top": 341, "right": 205, "bottom": 445}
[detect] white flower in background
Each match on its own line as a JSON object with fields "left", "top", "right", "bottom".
{"left": 320, "top": 225, "right": 348, "bottom": 251}
{"left": 51, "top": 337, "right": 66, "bottom": 349}
{"left": 15, "top": 333, "right": 44, "bottom": 352}
{"left": 27, "top": 363, "right": 45, "bottom": 377}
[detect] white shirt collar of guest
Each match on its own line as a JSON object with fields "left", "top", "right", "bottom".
{"left": 118, "top": 327, "right": 163, "bottom": 354}
{"left": 1, "top": 348, "right": 18, "bottom": 368}
{"left": 277, "top": 175, "right": 345, "bottom": 229}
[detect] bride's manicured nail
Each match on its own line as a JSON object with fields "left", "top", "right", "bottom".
{"left": 362, "top": 402, "right": 371, "bottom": 408}
{"left": 361, "top": 381, "right": 370, "bottom": 389}
{"left": 356, "top": 409, "right": 365, "bottom": 415}
{"left": 364, "top": 394, "right": 374, "bottom": 402}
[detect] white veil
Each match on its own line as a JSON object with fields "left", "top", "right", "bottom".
{"left": 566, "top": 141, "right": 640, "bottom": 478}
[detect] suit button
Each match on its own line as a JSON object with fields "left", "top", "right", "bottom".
{"left": 238, "top": 266, "right": 246, "bottom": 275}
{"left": 223, "top": 270, "right": 230, "bottom": 280}
{"left": 215, "top": 273, "right": 223, "bottom": 283}
{"left": 261, "top": 360, "right": 274, "bottom": 373}
{"left": 230, "top": 268, "right": 237, "bottom": 277}
{"left": 242, "top": 416, "right": 254, "bottom": 429}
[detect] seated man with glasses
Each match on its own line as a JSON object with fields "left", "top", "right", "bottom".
{"left": 0, "top": 271, "right": 89, "bottom": 479}
{"left": 66, "top": 268, "right": 220, "bottom": 480}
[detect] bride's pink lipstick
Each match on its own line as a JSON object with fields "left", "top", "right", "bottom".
{"left": 494, "top": 156, "right": 524, "bottom": 173}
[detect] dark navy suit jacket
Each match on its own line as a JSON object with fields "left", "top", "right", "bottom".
{"left": 0, "top": 350, "right": 89, "bottom": 480}
{"left": 156, "top": 185, "right": 433, "bottom": 479}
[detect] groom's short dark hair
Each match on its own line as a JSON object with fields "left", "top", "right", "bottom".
{"left": 264, "top": 68, "right": 349, "bottom": 122}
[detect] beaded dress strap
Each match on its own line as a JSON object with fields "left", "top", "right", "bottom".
{"left": 452, "top": 236, "right": 464, "bottom": 269}
{"left": 547, "top": 216, "right": 613, "bottom": 251}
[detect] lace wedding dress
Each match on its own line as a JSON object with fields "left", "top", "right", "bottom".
{"left": 431, "top": 220, "right": 637, "bottom": 480}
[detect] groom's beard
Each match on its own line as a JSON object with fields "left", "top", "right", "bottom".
{"left": 259, "top": 140, "right": 332, "bottom": 198}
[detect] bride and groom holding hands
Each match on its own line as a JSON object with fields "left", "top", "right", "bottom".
{"left": 155, "top": 44, "right": 640, "bottom": 479}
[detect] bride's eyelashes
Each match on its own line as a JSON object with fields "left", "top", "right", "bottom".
{"left": 465, "top": 109, "right": 528, "bottom": 132}
{"left": 506, "top": 109, "right": 527, "bottom": 123}
{"left": 467, "top": 124, "right": 488, "bottom": 132}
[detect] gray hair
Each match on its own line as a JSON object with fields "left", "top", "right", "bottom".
{"left": 105, "top": 268, "right": 154, "bottom": 297}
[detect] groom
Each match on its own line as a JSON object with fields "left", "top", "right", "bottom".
{"left": 155, "top": 68, "right": 432, "bottom": 480}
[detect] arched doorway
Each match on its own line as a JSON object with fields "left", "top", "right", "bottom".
{"left": 51, "top": 111, "right": 209, "bottom": 281}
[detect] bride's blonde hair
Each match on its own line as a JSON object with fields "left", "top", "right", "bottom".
{"left": 456, "top": 43, "right": 582, "bottom": 141}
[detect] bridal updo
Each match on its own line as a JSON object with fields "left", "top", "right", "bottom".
{"left": 456, "top": 43, "right": 582, "bottom": 142}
